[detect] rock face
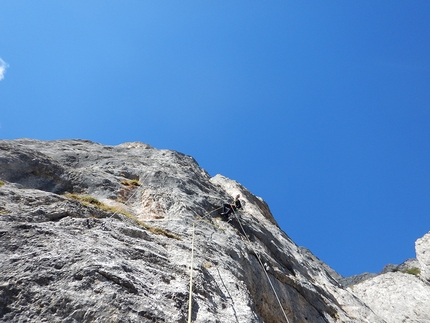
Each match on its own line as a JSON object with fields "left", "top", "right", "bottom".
{"left": 0, "top": 139, "right": 425, "bottom": 323}
{"left": 350, "top": 272, "right": 430, "bottom": 323}
{"left": 416, "top": 232, "right": 430, "bottom": 282}
{"left": 349, "top": 232, "right": 430, "bottom": 323}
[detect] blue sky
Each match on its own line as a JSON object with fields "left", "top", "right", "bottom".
{"left": 1, "top": 1, "right": 429, "bottom": 277}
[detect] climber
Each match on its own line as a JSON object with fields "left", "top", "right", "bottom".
{"left": 220, "top": 194, "right": 242, "bottom": 219}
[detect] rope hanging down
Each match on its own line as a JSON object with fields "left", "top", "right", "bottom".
{"left": 100, "top": 184, "right": 142, "bottom": 230}
{"left": 100, "top": 185, "right": 290, "bottom": 323}
{"left": 197, "top": 206, "right": 223, "bottom": 222}
{"left": 234, "top": 211, "right": 291, "bottom": 323}
{"left": 186, "top": 206, "right": 291, "bottom": 323}
{"left": 186, "top": 207, "right": 220, "bottom": 322}
{"left": 108, "top": 186, "right": 141, "bottom": 219}
{"left": 187, "top": 223, "right": 196, "bottom": 323}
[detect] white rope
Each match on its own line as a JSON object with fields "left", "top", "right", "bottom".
{"left": 107, "top": 186, "right": 141, "bottom": 220}
{"left": 100, "top": 185, "right": 143, "bottom": 230}
{"left": 188, "top": 223, "right": 195, "bottom": 323}
{"left": 101, "top": 187, "right": 288, "bottom": 323}
{"left": 235, "top": 211, "right": 291, "bottom": 323}
{"left": 185, "top": 206, "right": 222, "bottom": 322}
{"left": 197, "top": 205, "right": 223, "bottom": 221}
{"left": 186, "top": 206, "right": 291, "bottom": 323}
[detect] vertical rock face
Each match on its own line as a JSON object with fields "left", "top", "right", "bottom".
{"left": 0, "top": 139, "right": 408, "bottom": 322}
{"left": 416, "top": 232, "right": 430, "bottom": 282}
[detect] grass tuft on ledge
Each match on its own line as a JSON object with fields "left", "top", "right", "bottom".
{"left": 64, "top": 193, "right": 181, "bottom": 240}
{"left": 64, "top": 193, "right": 132, "bottom": 217}
{"left": 121, "top": 179, "right": 141, "bottom": 187}
{"left": 122, "top": 212, "right": 182, "bottom": 240}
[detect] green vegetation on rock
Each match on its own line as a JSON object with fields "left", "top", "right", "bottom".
{"left": 64, "top": 193, "right": 180, "bottom": 240}
{"left": 403, "top": 267, "right": 421, "bottom": 276}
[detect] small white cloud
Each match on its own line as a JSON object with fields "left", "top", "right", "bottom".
{"left": 0, "top": 58, "right": 9, "bottom": 80}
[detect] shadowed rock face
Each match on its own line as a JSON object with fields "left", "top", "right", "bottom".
{"left": 0, "top": 139, "right": 423, "bottom": 323}
{"left": 0, "top": 141, "right": 72, "bottom": 194}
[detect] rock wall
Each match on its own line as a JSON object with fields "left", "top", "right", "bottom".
{"left": 0, "top": 139, "right": 422, "bottom": 322}
{"left": 416, "top": 232, "right": 430, "bottom": 282}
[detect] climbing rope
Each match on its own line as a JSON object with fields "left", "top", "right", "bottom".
{"left": 99, "top": 185, "right": 288, "bottom": 323}
{"left": 101, "top": 184, "right": 143, "bottom": 230}
{"left": 186, "top": 205, "right": 291, "bottom": 323}
{"left": 234, "top": 211, "right": 291, "bottom": 323}
{"left": 185, "top": 206, "right": 223, "bottom": 322}
{"left": 196, "top": 206, "right": 223, "bottom": 222}
{"left": 187, "top": 223, "right": 196, "bottom": 323}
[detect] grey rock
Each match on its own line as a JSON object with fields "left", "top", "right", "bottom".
{"left": 298, "top": 246, "right": 343, "bottom": 283}
{"left": 416, "top": 232, "right": 430, "bottom": 282}
{"left": 379, "top": 258, "right": 420, "bottom": 275}
{"left": 349, "top": 232, "right": 430, "bottom": 323}
{"left": 0, "top": 140, "right": 72, "bottom": 194}
{"left": 0, "top": 139, "right": 388, "bottom": 322}
{"left": 339, "top": 273, "right": 378, "bottom": 288}
{"left": 350, "top": 272, "right": 430, "bottom": 323}
{"left": 340, "top": 258, "right": 422, "bottom": 288}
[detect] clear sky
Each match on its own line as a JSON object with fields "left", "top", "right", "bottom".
{"left": 1, "top": 1, "right": 429, "bottom": 277}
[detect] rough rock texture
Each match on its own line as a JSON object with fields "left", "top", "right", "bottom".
{"left": 0, "top": 138, "right": 417, "bottom": 322}
{"left": 350, "top": 232, "right": 430, "bottom": 323}
{"left": 379, "top": 258, "right": 421, "bottom": 275}
{"left": 351, "top": 272, "right": 430, "bottom": 323}
{"left": 338, "top": 273, "right": 377, "bottom": 288}
{"left": 339, "top": 258, "right": 420, "bottom": 288}
{"left": 416, "top": 232, "right": 430, "bottom": 282}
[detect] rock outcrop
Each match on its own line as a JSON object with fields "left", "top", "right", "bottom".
{"left": 416, "top": 232, "right": 430, "bottom": 282}
{"left": 0, "top": 139, "right": 427, "bottom": 323}
{"left": 350, "top": 272, "right": 430, "bottom": 323}
{"left": 348, "top": 232, "right": 430, "bottom": 323}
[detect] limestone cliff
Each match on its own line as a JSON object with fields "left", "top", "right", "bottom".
{"left": 0, "top": 139, "right": 425, "bottom": 322}
{"left": 349, "top": 232, "right": 430, "bottom": 323}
